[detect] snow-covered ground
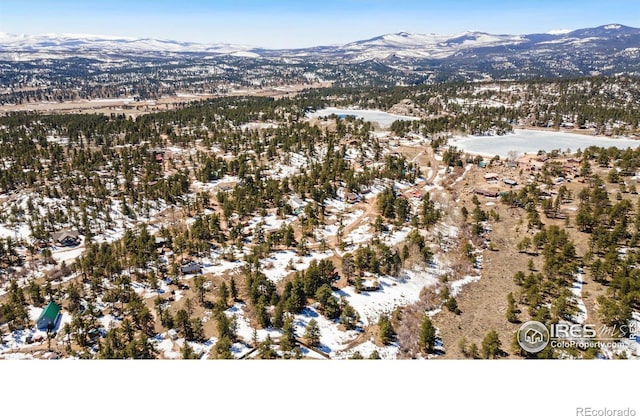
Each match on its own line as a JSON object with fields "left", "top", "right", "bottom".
{"left": 570, "top": 268, "right": 587, "bottom": 324}
{"left": 332, "top": 339, "right": 398, "bottom": 359}
{"left": 224, "top": 302, "right": 281, "bottom": 348}
{"left": 345, "top": 223, "right": 372, "bottom": 246}
{"left": 338, "top": 267, "right": 440, "bottom": 326}
{"left": 450, "top": 129, "right": 640, "bottom": 158}
{"left": 50, "top": 240, "right": 86, "bottom": 264}
{"left": 0, "top": 223, "right": 31, "bottom": 241}
{"left": 307, "top": 107, "right": 419, "bottom": 129}
{"left": 294, "top": 306, "right": 359, "bottom": 357}
{"left": 380, "top": 226, "right": 411, "bottom": 247}
{"left": 150, "top": 332, "right": 217, "bottom": 360}
{"left": 449, "top": 275, "right": 481, "bottom": 297}
{"left": 252, "top": 249, "right": 334, "bottom": 284}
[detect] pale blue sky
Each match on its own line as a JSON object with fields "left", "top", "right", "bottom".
{"left": 1, "top": 0, "right": 639, "bottom": 48}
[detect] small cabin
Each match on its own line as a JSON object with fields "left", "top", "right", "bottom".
{"left": 345, "top": 193, "right": 360, "bottom": 204}
{"left": 180, "top": 261, "right": 201, "bottom": 275}
{"left": 474, "top": 189, "right": 499, "bottom": 198}
{"left": 36, "top": 302, "right": 61, "bottom": 332}
{"left": 288, "top": 197, "right": 307, "bottom": 213}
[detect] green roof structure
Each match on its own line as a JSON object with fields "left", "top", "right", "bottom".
{"left": 36, "top": 302, "right": 61, "bottom": 331}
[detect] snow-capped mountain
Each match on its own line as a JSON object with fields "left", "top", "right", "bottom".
{"left": 0, "top": 32, "right": 256, "bottom": 58}
{"left": 336, "top": 31, "right": 528, "bottom": 61}
{"left": 2, "top": 24, "right": 639, "bottom": 62}
{"left": 323, "top": 24, "right": 640, "bottom": 62}
{"left": 1, "top": 24, "right": 639, "bottom": 80}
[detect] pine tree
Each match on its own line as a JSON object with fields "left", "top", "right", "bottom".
{"left": 506, "top": 292, "right": 519, "bottom": 323}
{"left": 229, "top": 277, "right": 238, "bottom": 301}
{"left": 458, "top": 336, "right": 469, "bottom": 357}
{"left": 189, "top": 318, "right": 205, "bottom": 342}
{"left": 255, "top": 299, "right": 270, "bottom": 328}
{"left": 377, "top": 314, "right": 395, "bottom": 345}
{"left": 258, "top": 335, "right": 278, "bottom": 359}
{"left": 468, "top": 343, "right": 479, "bottom": 359}
{"left": 444, "top": 296, "right": 460, "bottom": 314}
{"left": 280, "top": 317, "right": 297, "bottom": 354}
{"left": 418, "top": 314, "right": 437, "bottom": 354}
{"left": 216, "top": 312, "right": 236, "bottom": 342}
{"left": 510, "top": 332, "right": 524, "bottom": 357}
{"left": 175, "top": 309, "right": 192, "bottom": 340}
{"left": 213, "top": 336, "right": 234, "bottom": 359}
{"left": 304, "top": 319, "right": 321, "bottom": 347}
{"left": 193, "top": 275, "right": 207, "bottom": 305}
{"left": 219, "top": 281, "right": 229, "bottom": 308}
{"left": 481, "top": 330, "right": 502, "bottom": 359}
{"left": 340, "top": 302, "right": 360, "bottom": 330}
{"left": 27, "top": 281, "right": 45, "bottom": 307}
{"left": 181, "top": 341, "right": 199, "bottom": 359}
{"left": 272, "top": 301, "right": 285, "bottom": 329}
{"left": 323, "top": 296, "right": 341, "bottom": 320}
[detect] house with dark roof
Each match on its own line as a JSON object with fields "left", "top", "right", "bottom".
{"left": 345, "top": 192, "right": 360, "bottom": 204}
{"left": 474, "top": 189, "right": 499, "bottom": 198}
{"left": 51, "top": 230, "right": 81, "bottom": 247}
{"left": 36, "top": 302, "right": 61, "bottom": 331}
{"left": 180, "top": 261, "right": 201, "bottom": 275}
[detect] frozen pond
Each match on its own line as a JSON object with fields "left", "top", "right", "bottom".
{"left": 307, "top": 107, "right": 419, "bottom": 129}
{"left": 450, "top": 129, "right": 640, "bottom": 158}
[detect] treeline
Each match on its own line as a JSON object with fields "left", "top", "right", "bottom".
{"left": 302, "top": 76, "right": 640, "bottom": 137}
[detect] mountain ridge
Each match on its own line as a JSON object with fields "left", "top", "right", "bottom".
{"left": 1, "top": 23, "right": 638, "bottom": 60}
{"left": 2, "top": 24, "right": 640, "bottom": 83}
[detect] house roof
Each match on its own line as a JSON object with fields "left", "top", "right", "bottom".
{"left": 38, "top": 302, "right": 61, "bottom": 322}
{"left": 181, "top": 261, "right": 201, "bottom": 272}
{"left": 51, "top": 230, "right": 80, "bottom": 242}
